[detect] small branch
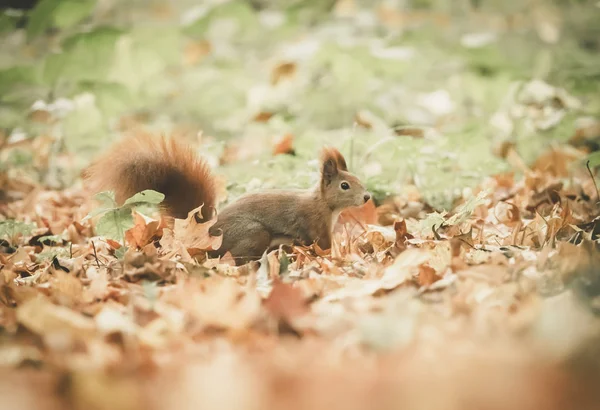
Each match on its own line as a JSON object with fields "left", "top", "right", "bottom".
{"left": 586, "top": 160, "right": 599, "bottom": 206}
{"left": 91, "top": 241, "right": 100, "bottom": 268}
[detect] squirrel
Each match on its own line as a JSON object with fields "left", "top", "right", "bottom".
{"left": 84, "top": 134, "right": 371, "bottom": 265}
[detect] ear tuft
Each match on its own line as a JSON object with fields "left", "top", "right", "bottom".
{"left": 320, "top": 147, "right": 348, "bottom": 172}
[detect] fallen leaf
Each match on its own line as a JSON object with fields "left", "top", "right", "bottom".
{"left": 16, "top": 296, "right": 96, "bottom": 339}
{"left": 253, "top": 112, "right": 274, "bottom": 123}
{"left": 160, "top": 205, "right": 222, "bottom": 259}
{"left": 125, "top": 211, "right": 161, "bottom": 249}
{"left": 416, "top": 264, "right": 441, "bottom": 287}
{"left": 184, "top": 277, "right": 262, "bottom": 331}
{"left": 270, "top": 62, "right": 297, "bottom": 85}
{"left": 394, "top": 219, "right": 414, "bottom": 251}
{"left": 338, "top": 200, "right": 377, "bottom": 230}
{"left": 272, "top": 133, "right": 295, "bottom": 156}
{"left": 263, "top": 279, "right": 309, "bottom": 324}
{"left": 183, "top": 39, "right": 211, "bottom": 66}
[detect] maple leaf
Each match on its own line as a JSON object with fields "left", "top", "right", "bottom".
{"left": 160, "top": 204, "right": 222, "bottom": 260}
{"left": 124, "top": 211, "right": 161, "bottom": 249}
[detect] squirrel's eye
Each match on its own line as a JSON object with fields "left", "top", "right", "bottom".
{"left": 340, "top": 182, "right": 350, "bottom": 190}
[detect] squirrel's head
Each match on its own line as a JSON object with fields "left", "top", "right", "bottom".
{"left": 320, "top": 147, "right": 371, "bottom": 210}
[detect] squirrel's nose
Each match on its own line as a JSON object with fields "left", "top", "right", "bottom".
{"left": 363, "top": 193, "right": 371, "bottom": 203}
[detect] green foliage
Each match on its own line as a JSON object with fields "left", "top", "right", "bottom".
{"left": 37, "top": 234, "right": 63, "bottom": 245}
{"left": 95, "top": 207, "right": 134, "bottom": 243}
{"left": 416, "top": 190, "right": 489, "bottom": 237}
{"left": 74, "top": 82, "right": 134, "bottom": 117}
{"left": 27, "top": 0, "right": 97, "bottom": 39}
{"left": 86, "top": 190, "right": 164, "bottom": 242}
{"left": 0, "top": 220, "right": 35, "bottom": 244}
{"left": 122, "top": 190, "right": 165, "bottom": 207}
{"left": 43, "top": 27, "right": 123, "bottom": 85}
{"left": 0, "top": 66, "right": 43, "bottom": 101}
{"left": 184, "top": 1, "right": 259, "bottom": 41}
{"left": 587, "top": 151, "right": 600, "bottom": 169}
{"left": 446, "top": 190, "right": 490, "bottom": 226}
{"left": 36, "top": 247, "right": 70, "bottom": 262}
{"left": 0, "top": 0, "right": 597, "bottom": 212}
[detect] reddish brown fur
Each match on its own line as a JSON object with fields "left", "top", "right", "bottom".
{"left": 320, "top": 147, "right": 348, "bottom": 171}
{"left": 83, "top": 133, "right": 217, "bottom": 220}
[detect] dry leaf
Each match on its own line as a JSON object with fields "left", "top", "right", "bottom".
{"left": 187, "top": 277, "right": 261, "bottom": 331}
{"left": 394, "top": 219, "right": 414, "bottom": 251}
{"left": 271, "top": 62, "right": 296, "bottom": 85}
{"left": 272, "top": 133, "right": 295, "bottom": 156}
{"left": 253, "top": 112, "right": 274, "bottom": 123}
{"left": 416, "top": 263, "right": 441, "bottom": 287}
{"left": 160, "top": 205, "right": 222, "bottom": 258}
{"left": 183, "top": 40, "right": 211, "bottom": 66}
{"left": 263, "top": 279, "right": 309, "bottom": 324}
{"left": 338, "top": 200, "right": 377, "bottom": 232}
{"left": 125, "top": 211, "right": 161, "bottom": 249}
{"left": 16, "top": 296, "right": 96, "bottom": 338}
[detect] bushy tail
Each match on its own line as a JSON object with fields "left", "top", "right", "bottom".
{"left": 83, "top": 133, "right": 217, "bottom": 220}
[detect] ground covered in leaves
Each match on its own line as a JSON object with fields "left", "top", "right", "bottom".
{"left": 1, "top": 1, "right": 600, "bottom": 410}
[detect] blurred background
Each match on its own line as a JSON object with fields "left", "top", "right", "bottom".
{"left": 0, "top": 0, "right": 599, "bottom": 209}
{"left": 1, "top": 3, "right": 600, "bottom": 410}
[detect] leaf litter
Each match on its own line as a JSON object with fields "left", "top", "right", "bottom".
{"left": 2, "top": 133, "right": 600, "bottom": 409}
{"left": 1, "top": 1, "right": 600, "bottom": 410}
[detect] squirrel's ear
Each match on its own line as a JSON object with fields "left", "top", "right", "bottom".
{"left": 322, "top": 158, "right": 337, "bottom": 186}
{"left": 320, "top": 147, "right": 347, "bottom": 172}
{"left": 333, "top": 149, "right": 348, "bottom": 171}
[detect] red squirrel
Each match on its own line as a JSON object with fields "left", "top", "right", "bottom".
{"left": 84, "top": 134, "right": 371, "bottom": 265}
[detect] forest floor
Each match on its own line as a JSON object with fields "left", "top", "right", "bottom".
{"left": 1, "top": 1, "right": 600, "bottom": 409}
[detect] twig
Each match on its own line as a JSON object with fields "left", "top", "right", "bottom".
{"left": 91, "top": 241, "right": 100, "bottom": 268}
{"left": 586, "top": 160, "right": 599, "bottom": 206}
{"left": 349, "top": 121, "right": 357, "bottom": 170}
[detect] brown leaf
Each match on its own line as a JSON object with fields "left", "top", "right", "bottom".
{"left": 183, "top": 40, "right": 211, "bottom": 66}
{"left": 16, "top": 296, "right": 96, "bottom": 339}
{"left": 105, "top": 239, "right": 122, "bottom": 250}
{"left": 28, "top": 109, "right": 53, "bottom": 124}
{"left": 416, "top": 263, "right": 441, "bottom": 287}
{"left": 353, "top": 111, "right": 373, "bottom": 129}
{"left": 338, "top": 200, "right": 377, "bottom": 231}
{"left": 253, "top": 112, "right": 274, "bottom": 123}
{"left": 532, "top": 147, "right": 583, "bottom": 178}
{"left": 83, "top": 266, "right": 110, "bottom": 302}
{"left": 125, "top": 211, "right": 161, "bottom": 249}
{"left": 50, "top": 270, "right": 84, "bottom": 308}
{"left": 263, "top": 279, "right": 309, "bottom": 324}
{"left": 272, "top": 133, "right": 295, "bottom": 156}
{"left": 271, "top": 62, "right": 296, "bottom": 85}
{"left": 494, "top": 201, "right": 521, "bottom": 225}
{"left": 570, "top": 118, "right": 600, "bottom": 152}
{"left": 70, "top": 372, "right": 143, "bottom": 410}
{"left": 450, "top": 228, "right": 474, "bottom": 257}
{"left": 394, "top": 219, "right": 414, "bottom": 251}
{"left": 160, "top": 204, "right": 222, "bottom": 259}
{"left": 394, "top": 126, "right": 425, "bottom": 138}
{"left": 185, "top": 277, "right": 262, "bottom": 331}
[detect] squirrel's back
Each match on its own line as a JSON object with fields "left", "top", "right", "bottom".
{"left": 83, "top": 133, "right": 217, "bottom": 220}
